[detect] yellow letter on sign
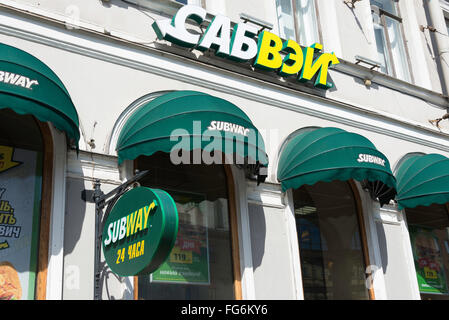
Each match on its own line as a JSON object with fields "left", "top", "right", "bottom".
{"left": 254, "top": 31, "right": 283, "bottom": 70}
{"left": 279, "top": 39, "right": 304, "bottom": 77}
{"left": 300, "top": 43, "right": 339, "bottom": 89}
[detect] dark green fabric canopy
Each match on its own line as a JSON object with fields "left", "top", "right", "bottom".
{"left": 277, "top": 127, "right": 397, "bottom": 204}
{"left": 396, "top": 153, "right": 449, "bottom": 210}
{"left": 0, "top": 43, "right": 80, "bottom": 146}
{"left": 116, "top": 91, "right": 268, "bottom": 176}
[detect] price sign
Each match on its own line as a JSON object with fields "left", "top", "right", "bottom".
{"left": 170, "top": 247, "right": 193, "bottom": 264}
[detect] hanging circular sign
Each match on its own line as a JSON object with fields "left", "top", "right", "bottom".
{"left": 102, "top": 187, "right": 178, "bottom": 276}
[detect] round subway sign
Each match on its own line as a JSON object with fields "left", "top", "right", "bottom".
{"left": 102, "top": 187, "right": 178, "bottom": 276}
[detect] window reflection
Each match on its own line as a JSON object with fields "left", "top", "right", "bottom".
{"left": 294, "top": 181, "right": 370, "bottom": 300}
{"left": 276, "top": 0, "right": 320, "bottom": 46}
{"left": 370, "top": 0, "right": 411, "bottom": 82}
{"left": 406, "top": 204, "right": 449, "bottom": 300}
{"left": 136, "top": 152, "right": 235, "bottom": 300}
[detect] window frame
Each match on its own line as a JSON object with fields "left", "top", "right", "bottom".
{"left": 132, "top": 160, "right": 243, "bottom": 300}
{"left": 370, "top": 1, "right": 414, "bottom": 82}
{"left": 349, "top": 180, "right": 375, "bottom": 300}
{"left": 292, "top": 180, "right": 375, "bottom": 300}
{"left": 0, "top": 112, "right": 54, "bottom": 300}
{"left": 404, "top": 203, "right": 449, "bottom": 299}
{"left": 276, "top": 0, "right": 323, "bottom": 46}
{"left": 35, "top": 121, "right": 54, "bottom": 300}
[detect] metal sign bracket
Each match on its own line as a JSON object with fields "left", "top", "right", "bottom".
{"left": 81, "top": 170, "right": 150, "bottom": 300}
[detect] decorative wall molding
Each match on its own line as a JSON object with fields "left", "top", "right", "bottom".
{"left": 247, "top": 181, "right": 285, "bottom": 209}
{"left": 66, "top": 150, "right": 122, "bottom": 185}
{"left": 374, "top": 204, "right": 403, "bottom": 225}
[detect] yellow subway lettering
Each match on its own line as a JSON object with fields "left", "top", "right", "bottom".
{"left": 128, "top": 244, "right": 132, "bottom": 260}
{"left": 134, "top": 208, "right": 143, "bottom": 233}
{"left": 254, "top": 31, "right": 283, "bottom": 70}
{"left": 144, "top": 201, "right": 157, "bottom": 229}
{"left": 128, "top": 210, "right": 138, "bottom": 236}
{"left": 299, "top": 43, "right": 339, "bottom": 89}
{"left": 140, "top": 240, "right": 144, "bottom": 256}
{"left": 116, "top": 249, "right": 121, "bottom": 264}
{"left": 136, "top": 241, "right": 141, "bottom": 257}
{"left": 280, "top": 39, "right": 304, "bottom": 76}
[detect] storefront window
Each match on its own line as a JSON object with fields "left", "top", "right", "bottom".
{"left": 293, "top": 180, "right": 370, "bottom": 300}
{"left": 276, "top": 0, "right": 320, "bottom": 46}
{"left": 405, "top": 204, "right": 449, "bottom": 300}
{"left": 136, "top": 152, "right": 236, "bottom": 299}
{"left": 370, "top": 0, "right": 411, "bottom": 82}
{"left": 0, "top": 109, "right": 44, "bottom": 300}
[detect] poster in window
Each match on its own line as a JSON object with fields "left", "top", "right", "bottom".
{"left": 151, "top": 192, "right": 210, "bottom": 284}
{"left": 409, "top": 225, "right": 449, "bottom": 295}
{"left": 0, "top": 145, "right": 42, "bottom": 300}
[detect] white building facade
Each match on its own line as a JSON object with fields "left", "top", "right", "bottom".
{"left": 1, "top": 0, "right": 449, "bottom": 300}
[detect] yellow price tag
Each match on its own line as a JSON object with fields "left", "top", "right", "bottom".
{"left": 170, "top": 247, "right": 193, "bottom": 264}
{"left": 424, "top": 267, "right": 438, "bottom": 279}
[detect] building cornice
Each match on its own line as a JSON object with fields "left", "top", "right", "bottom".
{"left": 335, "top": 59, "right": 449, "bottom": 110}
{"left": 1, "top": 2, "right": 449, "bottom": 156}
{"left": 1, "top": 1, "right": 447, "bottom": 110}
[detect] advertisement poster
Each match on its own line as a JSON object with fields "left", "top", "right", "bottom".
{"left": 409, "top": 225, "right": 449, "bottom": 295}
{"left": 0, "top": 145, "right": 42, "bottom": 300}
{"left": 151, "top": 192, "right": 210, "bottom": 284}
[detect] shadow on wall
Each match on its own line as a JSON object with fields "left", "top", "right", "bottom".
{"left": 100, "top": 261, "right": 134, "bottom": 300}
{"left": 63, "top": 171, "right": 88, "bottom": 299}
{"left": 63, "top": 176, "right": 87, "bottom": 256}
{"left": 375, "top": 221, "right": 389, "bottom": 274}
{"left": 248, "top": 203, "right": 267, "bottom": 271}
{"left": 247, "top": 191, "right": 390, "bottom": 293}
{"left": 343, "top": 1, "right": 369, "bottom": 43}
{"left": 63, "top": 158, "right": 133, "bottom": 300}
{"left": 422, "top": 1, "right": 448, "bottom": 96}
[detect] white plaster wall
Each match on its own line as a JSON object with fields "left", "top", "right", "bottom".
{"left": 0, "top": 1, "right": 447, "bottom": 300}
{"left": 412, "top": 0, "right": 445, "bottom": 93}
{"left": 1, "top": 19, "right": 448, "bottom": 183}
{"left": 327, "top": 0, "right": 378, "bottom": 63}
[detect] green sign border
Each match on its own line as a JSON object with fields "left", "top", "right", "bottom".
{"left": 102, "top": 187, "right": 178, "bottom": 277}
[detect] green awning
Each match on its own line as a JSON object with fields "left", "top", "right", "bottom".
{"left": 0, "top": 43, "right": 80, "bottom": 146}
{"left": 116, "top": 91, "right": 268, "bottom": 178}
{"left": 396, "top": 154, "right": 449, "bottom": 210}
{"left": 277, "top": 127, "right": 397, "bottom": 204}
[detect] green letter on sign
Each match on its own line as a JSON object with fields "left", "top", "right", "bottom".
{"left": 299, "top": 43, "right": 339, "bottom": 89}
